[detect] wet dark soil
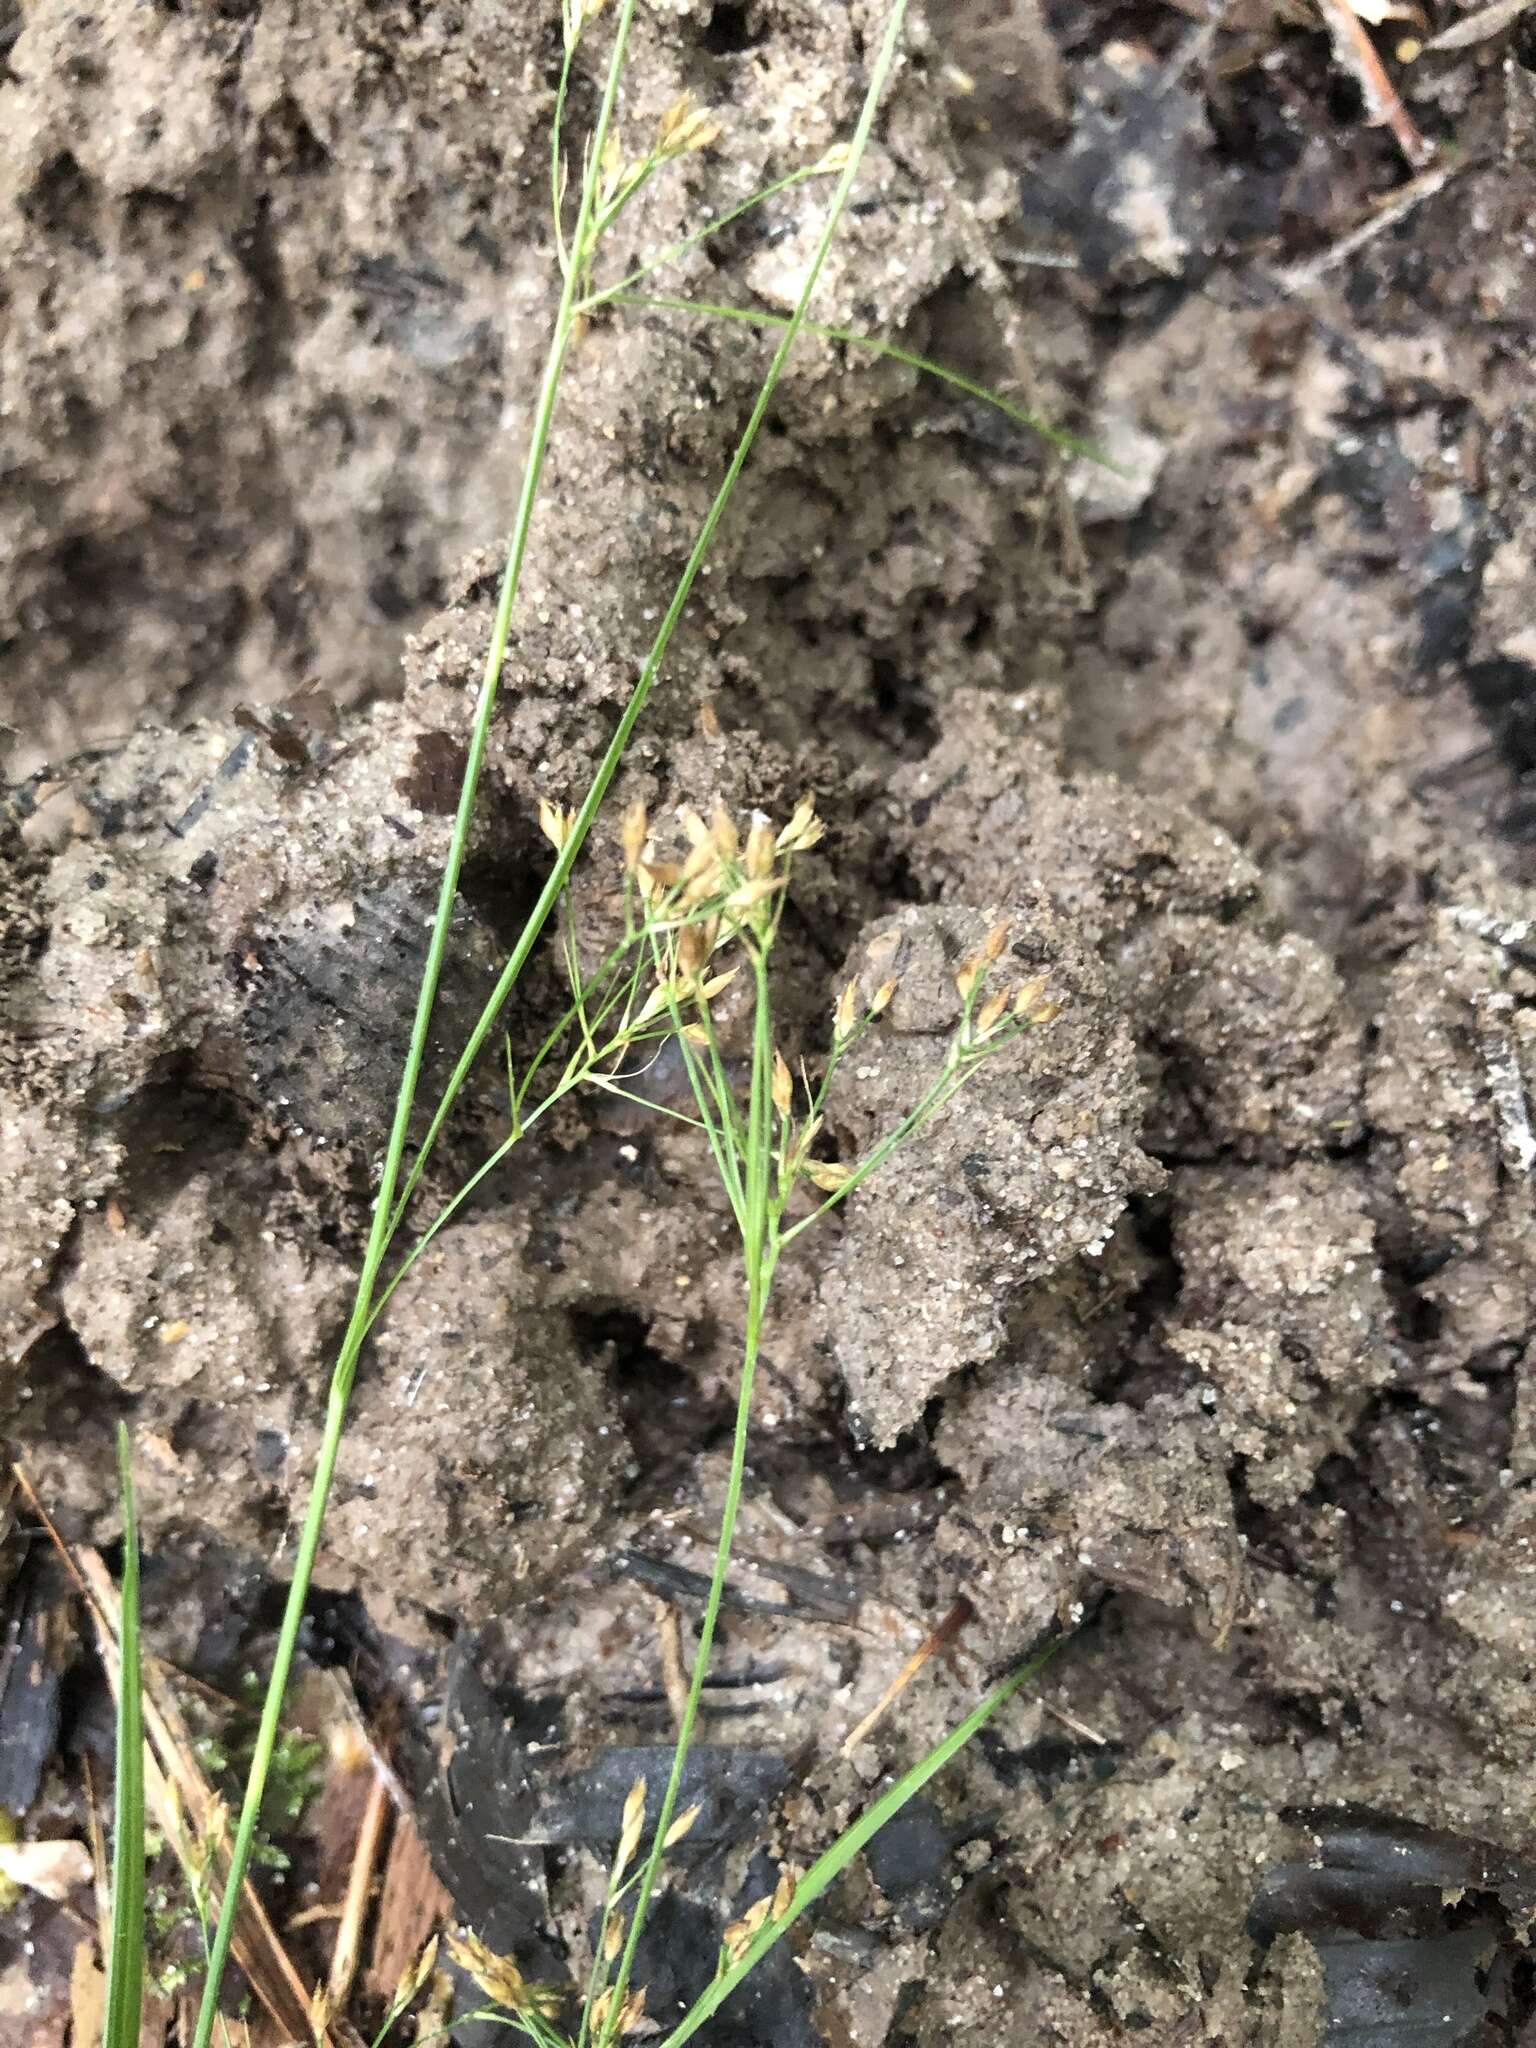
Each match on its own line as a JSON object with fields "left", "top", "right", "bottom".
{"left": 6, "top": 0, "right": 1536, "bottom": 2041}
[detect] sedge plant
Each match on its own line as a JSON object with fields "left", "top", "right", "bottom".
{"left": 84, "top": 0, "right": 1090, "bottom": 2035}
{"left": 429, "top": 801, "right": 1068, "bottom": 2048}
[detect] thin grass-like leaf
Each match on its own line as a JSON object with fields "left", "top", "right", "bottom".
{"left": 659, "top": 1630, "right": 1071, "bottom": 2047}
{"left": 611, "top": 292, "right": 1109, "bottom": 465}
{"left": 102, "top": 1423, "right": 145, "bottom": 2048}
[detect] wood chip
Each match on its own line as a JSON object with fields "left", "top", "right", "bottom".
{"left": 364, "top": 1813, "right": 452, "bottom": 2003}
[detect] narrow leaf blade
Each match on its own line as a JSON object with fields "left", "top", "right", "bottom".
{"left": 103, "top": 1423, "right": 146, "bottom": 2048}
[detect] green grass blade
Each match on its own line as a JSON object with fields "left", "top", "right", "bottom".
{"left": 103, "top": 1423, "right": 146, "bottom": 2048}
{"left": 658, "top": 1628, "right": 1071, "bottom": 2048}
{"left": 611, "top": 291, "right": 1108, "bottom": 463}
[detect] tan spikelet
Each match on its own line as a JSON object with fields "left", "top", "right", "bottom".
{"left": 697, "top": 965, "right": 739, "bottom": 1003}
{"left": 663, "top": 1803, "right": 703, "bottom": 1849}
{"left": 834, "top": 978, "right": 859, "bottom": 1047}
{"left": 445, "top": 1931, "right": 565, "bottom": 2019}
{"left": 723, "top": 1893, "right": 775, "bottom": 1964}
{"left": 621, "top": 800, "right": 648, "bottom": 874}
{"left": 983, "top": 921, "right": 1010, "bottom": 962}
{"left": 1012, "top": 973, "right": 1049, "bottom": 1016}
{"left": 725, "top": 876, "right": 782, "bottom": 920}
{"left": 868, "top": 977, "right": 897, "bottom": 1017}
{"left": 393, "top": 1934, "right": 439, "bottom": 2011}
{"left": 309, "top": 1984, "right": 334, "bottom": 2045}
{"left": 538, "top": 797, "right": 571, "bottom": 852}
{"left": 976, "top": 988, "right": 1010, "bottom": 1036}
{"left": 772, "top": 1050, "right": 793, "bottom": 1118}
{"left": 776, "top": 794, "right": 824, "bottom": 854}
{"left": 803, "top": 1160, "right": 853, "bottom": 1193}
{"left": 658, "top": 91, "right": 722, "bottom": 156}
{"left": 711, "top": 804, "right": 740, "bottom": 859}
{"left": 604, "top": 1913, "right": 625, "bottom": 1961}
{"left": 616, "top": 1776, "right": 647, "bottom": 1881}
{"left": 954, "top": 952, "right": 982, "bottom": 1002}
{"left": 618, "top": 1986, "right": 649, "bottom": 2032}
{"left": 744, "top": 815, "right": 775, "bottom": 879}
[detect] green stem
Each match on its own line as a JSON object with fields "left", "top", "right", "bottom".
{"left": 611, "top": 292, "right": 1101, "bottom": 460}
{"left": 187, "top": 9, "right": 641, "bottom": 2039}
{"left": 599, "top": 1158, "right": 776, "bottom": 2044}
{"left": 589, "top": 163, "right": 825, "bottom": 304}
{"left": 779, "top": 1067, "right": 960, "bottom": 1248}
{"left": 598, "top": 941, "right": 776, "bottom": 2043}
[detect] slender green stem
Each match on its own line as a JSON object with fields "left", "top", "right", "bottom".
{"left": 778, "top": 1067, "right": 961, "bottom": 1248}
{"left": 587, "top": 163, "right": 826, "bottom": 305}
{"left": 551, "top": 32, "right": 576, "bottom": 278}
{"left": 611, "top": 292, "right": 1101, "bottom": 460}
{"left": 187, "top": 10, "right": 641, "bottom": 2038}
{"left": 658, "top": 1632, "right": 1069, "bottom": 2048}
{"left": 600, "top": 1198, "right": 775, "bottom": 2044}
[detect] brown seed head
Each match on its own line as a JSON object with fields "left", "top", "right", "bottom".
{"left": 983, "top": 921, "right": 1010, "bottom": 962}
{"left": 868, "top": 977, "right": 898, "bottom": 1018}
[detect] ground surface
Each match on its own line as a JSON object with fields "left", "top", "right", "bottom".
{"left": 6, "top": 0, "right": 1536, "bottom": 2042}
